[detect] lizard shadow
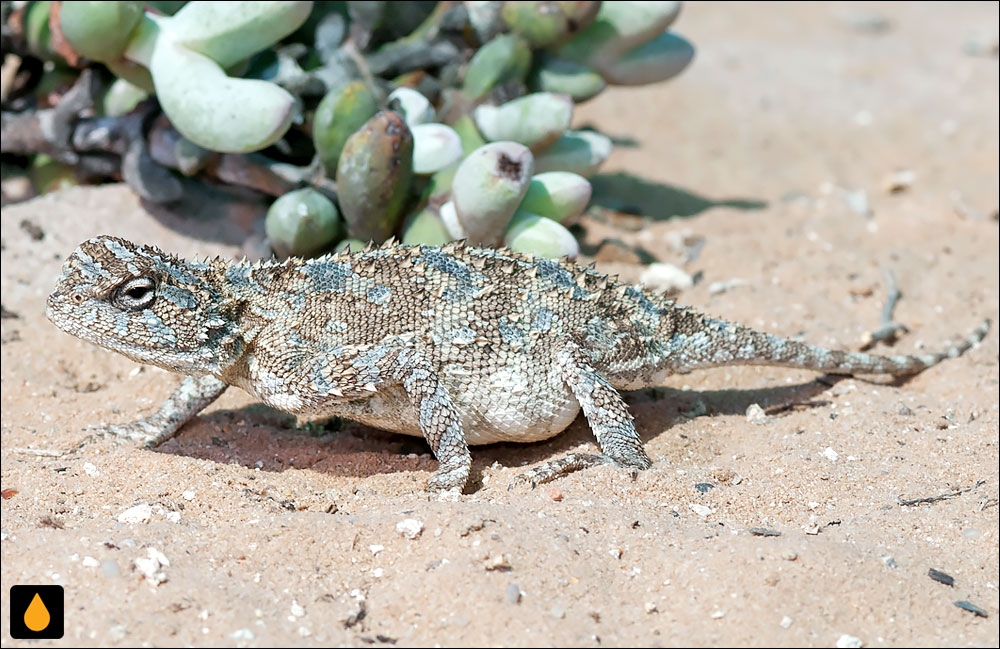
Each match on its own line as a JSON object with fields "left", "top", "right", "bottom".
{"left": 147, "top": 372, "right": 909, "bottom": 490}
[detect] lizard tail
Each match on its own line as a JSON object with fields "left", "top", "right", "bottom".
{"left": 667, "top": 315, "right": 991, "bottom": 376}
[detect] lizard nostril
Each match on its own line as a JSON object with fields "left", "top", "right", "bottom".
{"left": 72, "top": 293, "right": 84, "bottom": 304}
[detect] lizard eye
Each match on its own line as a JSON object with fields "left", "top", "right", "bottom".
{"left": 114, "top": 276, "right": 157, "bottom": 310}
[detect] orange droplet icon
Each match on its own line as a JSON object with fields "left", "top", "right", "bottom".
{"left": 24, "top": 592, "right": 51, "bottom": 632}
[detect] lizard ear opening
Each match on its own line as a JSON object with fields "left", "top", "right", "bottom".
{"left": 113, "top": 276, "right": 158, "bottom": 311}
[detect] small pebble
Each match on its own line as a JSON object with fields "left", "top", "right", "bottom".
{"left": 882, "top": 556, "right": 897, "bottom": 569}
{"left": 781, "top": 550, "right": 798, "bottom": 561}
{"left": 749, "top": 527, "right": 781, "bottom": 537}
{"left": 83, "top": 462, "right": 99, "bottom": 477}
{"left": 290, "top": 602, "right": 305, "bottom": 617}
{"left": 182, "top": 490, "right": 196, "bottom": 501}
{"left": 842, "top": 189, "right": 872, "bottom": 217}
{"left": 229, "top": 629, "right": 255, "bottom": 640}
{"left": 484, "top": 553, "right": 511, "bottom": 571}
{"left": 694, "top": 483, "right": 715, "bottom": 494}
{"left": 550, "top": 605, "right": 566, "bottom": 619}
{"left": 81, "top": 556, "right": 100, "bottom": 568}
{"left": 689, "top": 503, "right": 714, "bottom": 517}
{"left": 821, "top": 447, "right": 840, "bottom": 462}
{"left": 368, "top": 544, "right": 384, "bottom": 555}
{"left": 836, "top": 634, "right": 863, "bottom": 648}
{"left": 548, "top": 488, "right": 563, "bottom": 502}
{"left": 639, "top": 263, "right": 693, "bottom": 295}
{"left": 644, "top": 601, "right": 658, "bottom": 614}
{"left": 928, "top": 568, "right": 955, "bottom": 586}
{"left": 883, "top": 169, "right": 916, "bottom": 194}
{"left": 506, "top": 583, "right": 522, "bottom": 604}
{"left": 396, "top": 518, "right": 424, "bottom": 540}
{"left": 117, "top": 503, "right": 152, "bottom": 524}
{"left": 101, "top": 559, "right": 121, "bottom": 577}
{"left": 745, "top": 403, "right": 767, "bottom": 425}
{"left": 780, "top": 615, "right": 793, "bottom": 628}
{"left": 710, "top": 609, "right": 726, "bottom": 619}
{"left": 954, "top": 600, "right": 988, "bottom": 617}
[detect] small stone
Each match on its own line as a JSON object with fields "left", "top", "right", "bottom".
{"left": 842, "top": 189, "right": 871, "bottom": 217}
{"left": 836, "top": 634, "right": 863, "bottom": 648}
{"left": 396, "top": 518, "right": 424, "bottom": 540}
{"left": 506, "top": 583, "right": 523, "bottom": 604}
{"left": 484, "top": 553, "right": 511, "bottom": 571}
{"left": 749, "top": 527, "right": 781, "bottom": 537}
{"left": 821, "top": 447, "right": 840, "bottom": 462}
{"left": 109, "top": 625, "right": 127, "bottom": 642}
{"left": 182, "top": 490, "right": 196, "bottom": 501}
{"left": 81, "top": 556, "right": 100, "bottom": 567}
{"left": 644, "top": 601, "right": 658, "bottom": 614}
{"left": 639, "top": 263, "right": 693, "bottom": 295}
{"left": 781, "top": 550, "right": 798, "bottom": 561}
{"left": 101, "top": 559, "right": 121, "bottom": 577}
{"left": 290, "top": 601, "right": 305, "bottom": 617}
{"left": 548, "top": 488, "right": 563, "bottom": 502}
{"left": 883, "top": 169, "right": 916, "bottom": 194}
{"left": 117, "top": 503, "right": 152, "bottom": 524}
{"left": 83, "top": 462, "right": 99, "bottom": 476}
{"left": 694, "top": 483, "right": 715, "bottom": 494}
{"left": 550, "top": 605, "right": 566, "bottom": 619}
{"left": 369, "top": 544, "right": 384, "bottom": 555}
{"left": 688, "top": 503, "right": 714, "bottom": 517}
{"left": 954, "top": 600, "right": 989, "bottom": 617}
{"left": 710, "top": 609, "right": 725, "bottom": 619}
{"left": 927, "top": 568, "right": 955, "bottom": 586}
{"left": 229, "top": 629, "right": 255, "bottom": 640}
{"left": 881, "top": 556, "right": 897, "bottom": 569}
{"left": 780, "top": 615, "right": 793, "bottom": 628}
{"left": 745, "top": 403, "right": 767, "bottom": 424}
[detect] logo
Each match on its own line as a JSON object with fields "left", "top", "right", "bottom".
{"left": 9, "top": 585, "right": 64, "bottom": 639}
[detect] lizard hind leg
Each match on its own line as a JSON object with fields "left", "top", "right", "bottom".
{"left": 509, "top": 343, "right": 652, "bottom": 489}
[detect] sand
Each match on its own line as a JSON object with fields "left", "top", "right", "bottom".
{"left": 2, "top": 2, "right": 997, "bottom": 646}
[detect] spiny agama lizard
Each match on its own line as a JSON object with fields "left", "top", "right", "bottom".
{"left": 46, "top": 236, "right": 990, "bottom": 492}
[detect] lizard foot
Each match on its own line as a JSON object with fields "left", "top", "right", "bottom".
{"left": 77, "top": 417, "right": 179, "bottom": 450}
{"left": 507, "top": 453, "right": 613, "bottom": 491}
{"left": 424, "top": 456, "right": 472, "bottom": 494}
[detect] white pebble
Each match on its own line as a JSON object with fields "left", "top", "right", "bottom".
{"left": 396, "top": 518, "right": 424, "bottom": 540}
{"left": 821, "top": 447, "right": 840, "bottom": 462}
{"left": 182, "top": 490, "right": 196, "bottom": 501}
{"left": 780, "top": 615, "right": 793, "bottom": 628}
{"left": 836, "top": 634, "right": 864, "bottom": 648}
{"left": 117, "top": 503, "right": 152, "bottom": 524}
{"left": 745, "top": 403, "right": 767, "bottom": 425}
{"left": 639, "top": 263, "right": 693, "bottom": 294}
{"left": 83, "top": 462, "right": 99, "bottom": 476}
{"left": 689, "top": 503, "right": 714, "bottom": 517}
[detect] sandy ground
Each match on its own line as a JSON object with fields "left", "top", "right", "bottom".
{"left": 2, "top": 2, "right": 998, "bottom": 646}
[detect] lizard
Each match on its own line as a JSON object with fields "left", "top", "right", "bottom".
{"left": 46, "top": 235, "right": 991, "bottom": 493}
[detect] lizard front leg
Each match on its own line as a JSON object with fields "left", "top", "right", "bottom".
{"left": 81, "top": 374, "right": 228, "bottom": 448}
{"left": 511, "top": 342, "right": 651, "bottom": 488}
{"left": 248, "top": 337, "right": 473, "bottom": 494}
{"left": 399, "top": 358, "right": 471, "bottom": 493}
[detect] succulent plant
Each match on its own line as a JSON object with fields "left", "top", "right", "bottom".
{"left": 336, "top": 111, "right": 414, "bottom": 243}
{"left": 7, "top": 0, "right": 697, "bottom": 260}
{"left": 266, "top": 187, "right": 341, "bottom": 258}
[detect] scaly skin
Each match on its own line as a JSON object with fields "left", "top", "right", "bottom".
{"left": 46, "top": 236, "right": 991, "bottom": 492}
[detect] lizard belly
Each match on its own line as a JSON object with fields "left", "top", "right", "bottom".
{"left": 283, "top": 375, "right": 580, "bottom": 445}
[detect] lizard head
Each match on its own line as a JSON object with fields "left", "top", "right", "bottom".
{"left": 46, "top": 236, "right": 239, "bottom": 375}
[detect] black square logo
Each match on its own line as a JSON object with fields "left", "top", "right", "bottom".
{"left": 9, "top": 585, "right": 64, "bottom": 639}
